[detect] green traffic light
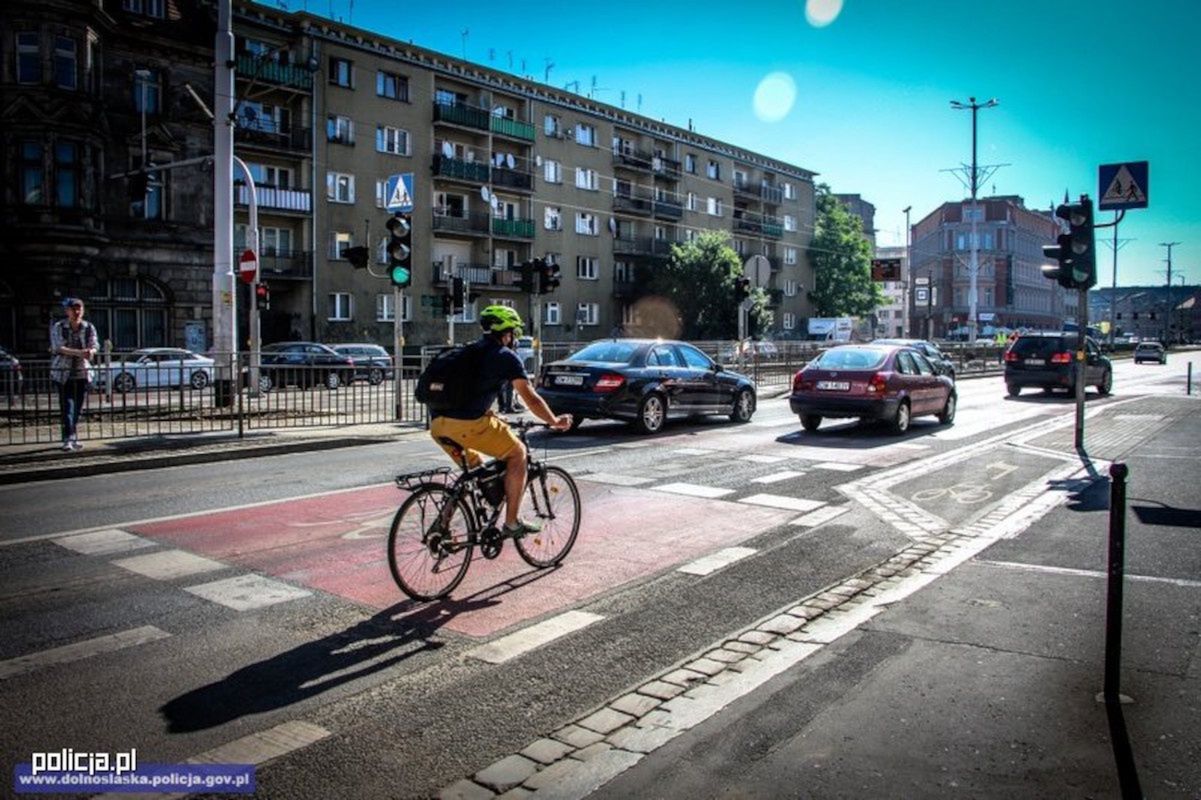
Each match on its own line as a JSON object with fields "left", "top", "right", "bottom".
{"left": 390, "top": 266, "right": 411, "bottom": 288}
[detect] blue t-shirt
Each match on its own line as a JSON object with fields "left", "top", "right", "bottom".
{"left": 436, "top": 336, "right": 527, "bottom": 420}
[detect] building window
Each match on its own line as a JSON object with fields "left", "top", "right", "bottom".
{"left": 246, "top": 163, "right": 291, "bottom": 188}
{"left": 576, "top": 257, "right": 598, "bottom": 280}
{"left": 684, "top": 228, "right": 697, "bottom": 242}
{"left": 964, "top": 206, "right": 983, "bottom": 221}
{"left": 685, "top": 153, "right": 696, "bottom": 174}
{"left": 19, "top": 141, "right": 44, "bottom": 205}
{"left": 575, "top": 167, "right": 598, "bottom": 191}
{"left": 707, "top": 197, "right": 722, "bottom": 217}
{"left": 783, "top": 182, "right": 796, "bottom": 200}
{"left": 784, "top": 280, "right": 797, "bottom": 297}
{"left": 544, "top": 114, "right": 560, "bottom": 137}
{"left": 544, "top": 206, "right": 562, "bottom": 231}
{"left": 376, "top": 293, "right": 411, "bottom": 322}
{"left": 130, "top": 169, "right": 163, "bottom": 220}
{"left": 376, "top": 70, "right": 408, "bottom": 101}
{"left": 706, "top": 160, "right": 720, "bottom": 180}
{"left": 54, "top": 142, "right": 80, "bottom": 208}
{"left": 575, "top": 213, "right": 598, "bottom": 236}
{"left": 543, "top": 159, "right": 562, "bottom": 183}
{"left": 544, "top": 302, "right": 560, "bottom": 325}
{"left": 575, "top": 124, "right": 596, "bottom": 146}
{"left": 784, "top": 247, "right": 797, "bottom": 265}
{"left": 54, "top": 36, "right": 77, "bottom": 90}
{"left": 132, "top": 69, "right": 161, "bottom": 114}
{"left": 329, "top": 57, "right": 352, "bottom": 87}
{"left": 328, "top": 293, "right": 353, "bottom": 321}
{"left": 259, "top": 227, "right": 292, "bottom": 256}
{"left": 88, "top": 277, "right": 168, "bottom": 349}
{"left": 784, "top": 214, "right": 796, "bottom": 232}
{"left": 374, "top": 179, "right": 386, "bottom": 209}
{"left": 16, "top": 32, "right": 40, "bottom": 84}
{"left": 326, "top": 172, "right": 354, "bottom": 203}
{"left": 577, "top": 303, "right": 599, "bottom": 326}
{"left": 144, "top": 0, "right": 165, "bottom": 17}
{"left": 329, "top": 231, "right": 353, "bottom": 259}
{"left": 783, "top": 312, "right": 796, "bottom": 330}
{"left": 327, "top": 114, "right": 353, "bottom": 144}
{"left": 375, "top": 125, "right": 409, "bottom": 155}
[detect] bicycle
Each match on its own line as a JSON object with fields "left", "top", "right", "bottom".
{"left": 387, "top": 419, "right": 582, "bottom": 601}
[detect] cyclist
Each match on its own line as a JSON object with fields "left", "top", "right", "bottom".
{"left": 429, "top": 305, "right": 572, "bottom": 538}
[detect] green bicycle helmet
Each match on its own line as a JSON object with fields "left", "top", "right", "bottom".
{"left": 479, "top": 305, "right": 524, "bottom": 336}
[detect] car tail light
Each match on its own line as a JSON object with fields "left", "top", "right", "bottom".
{"left": 866, "top": 372, "right": 888, "bottom": 395}
{"left": 1004, "top": 351, "right": 1018, "bottom": 362}
{"left": 1050, "top": 352, "right": 1072, "bottom": 364}
{"left": 793, "top": 372, "right": 814, "bottom": 392}
{"left": 593, "top": 373, "right": 625, "bottom": 393}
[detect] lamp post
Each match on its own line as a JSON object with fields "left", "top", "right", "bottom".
{"left": 903, "top": 205, "right": 912, "bottom": 336}
{"left": 950, "top": 96, "right": 998, "bottom": 344}
{"left": 1160, "top": 241, "right": 1181, "bottom": 344}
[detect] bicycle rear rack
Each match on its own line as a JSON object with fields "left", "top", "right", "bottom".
{"left": 394, "top": 466, "right": 454, "bottom": 491}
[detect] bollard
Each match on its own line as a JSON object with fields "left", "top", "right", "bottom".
{"left": 1188, "top": 361, "right": 1193, "bottom": 395}
{"left": 1104, "top": 462, "right": 1128, "bottom": 703}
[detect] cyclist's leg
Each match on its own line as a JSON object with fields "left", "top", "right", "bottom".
{"left": 437, "top": 412, "right": 530, "bottom": 529}
{"left": 429, "top": 416, "right": 484, "bottom": 469}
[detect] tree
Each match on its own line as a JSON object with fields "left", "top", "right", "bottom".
{"left": 643, "top": 230, "right": 772, "bottom": 339}
{"left": 809, "top": 184, "right": 882, "bottom": 317}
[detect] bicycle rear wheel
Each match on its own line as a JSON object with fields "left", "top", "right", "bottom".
{"left": 388, "top": 486, "right": 474, "bottom": 600}
{"left": 515, "top": 465, "right": 581, "bottom": 568}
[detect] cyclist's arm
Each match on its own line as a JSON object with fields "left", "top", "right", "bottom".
{"left": 513, "top": 378, "right": 571, "bottom": 429}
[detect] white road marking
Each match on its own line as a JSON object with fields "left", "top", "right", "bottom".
{"left": 738, "top": 494, "right": 825, "bottom": 512}
{"left": 184, "top": 574, "right": 311, "bottom": 611}
{"left": 112, "top": 550, "right": 227, "bottom": 581}
{"left": 577, "top": 472, "right": 655, "bottom": 487}
{"left": 812, "top": 462, "right": 864, "bottom": 472}
{"left": 671, "top": 448, "right": 715, "bottom": 456}
{"left": 752, "top": 470, "right": 806, "bottom": 484}
{"left": 0, "top": 626, "right": 170, "bottom": 681}
{"left": 1113, "top": 414, "right": 1165, "bottom": 422}
{"left": 975, "top": 559, "right": 1201, "bottom": 588}
{"left": 468, "top": 611, "right": 605, "bottom": 664}
{"left": 651, "top": 482, "right": 735, "bottom": 499}
{"left": 739, "top": 454, "right": 789, "bottom": 464}
{"left": 614, "top": 441, "right": 654, "bottom": 449}
{"left": 790, "top": 505, "right": 850, "bottom": 527}
{"left": 53, "top": 529, "right": 156, "bottom": 556}
{"left": 678, "top": 547, "right": 757, "bottom": 576}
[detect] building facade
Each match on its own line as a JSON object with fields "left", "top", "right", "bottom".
{"left": 872, "top": 244, "right": 908, "bottom": 338}
{"left": 1089, "top": 285, "right": 1201, "bottom": 343}
{"left": 834, "top": 193, "right": 876, "bottom": 247}
{"left": 909, "top": 196, "right": 1076, "bottom": 339}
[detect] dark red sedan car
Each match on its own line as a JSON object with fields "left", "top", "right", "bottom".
{"left": 789, "top": 344, "right": 956, "bottom": 434}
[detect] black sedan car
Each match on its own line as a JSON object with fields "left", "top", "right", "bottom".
{"left": 258, "top": 342, "right": 356, "bottom": 391}
{"left": 871, "top": 338, "right": 956, "bottom": 380}
{"left": 538, "top": 339, "right": 756, "bottom": 434}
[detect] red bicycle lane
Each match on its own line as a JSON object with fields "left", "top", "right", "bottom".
{"left": 129, "top": 481, "right": 795, "bottom": 639}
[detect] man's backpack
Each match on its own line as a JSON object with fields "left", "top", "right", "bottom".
{"left": 414, "top": 342, "right": 485, "bottom": 411}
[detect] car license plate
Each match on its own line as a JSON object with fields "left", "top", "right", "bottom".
{"left": 1024, "top": 358, "right": 1045, "bottom": 365}
{"left": 817, "top": 381, "right": 850, "bottom": 391}
{"left": 554, "top": 374, "right": 584, "bottom": 386}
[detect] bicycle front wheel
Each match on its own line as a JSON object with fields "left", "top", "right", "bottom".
{"left": 388, "top": 486, "right": 474, "bottom": 601}
{"left": 515, "top": 465, "right": 581, "bottom": 568}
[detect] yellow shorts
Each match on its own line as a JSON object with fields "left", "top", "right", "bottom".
{"left": 430, "top": 411, "right": 521, "bottom": 468}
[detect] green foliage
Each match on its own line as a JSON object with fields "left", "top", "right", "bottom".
{"left": 644, "top": 230, "right": 772, "bottom": 339}
{"left": 809, "top": 184, "right": 883, "bottom": 317}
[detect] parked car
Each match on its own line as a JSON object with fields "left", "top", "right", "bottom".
{"left": 514, "top": 336, "right": 536, "bottom": 373}
{"left": 258, "top": 342, "right": 355, "bottom": 391}
{"left": 718, "top": 340, "right": 780, "bottom": 363}
{"left": 1133, "top": 341, "right": 1167, "bottom": 365}
{"left": 789, "top": 344, "right": 956, "bottom": 434}
{"left": 538, "top": 339, "right": 757, "bottom": 434}
{"left": 331, "top": 343, "right": 392, "bottom": 384}
{"left": 93, "top": 348, "right": 214, "bottom": 393}
{"left": 1003, "top": 332, "right": 1112, "bottom": 396}
{"left": 0, "top": 346, "right": 22, "bottom": 395}
{"left": 871, "top": 338, "right": 956, "bottom": 380}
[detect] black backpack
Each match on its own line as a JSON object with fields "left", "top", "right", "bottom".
{"left": 414, "top": 342, "right": 486, "bottom": 411}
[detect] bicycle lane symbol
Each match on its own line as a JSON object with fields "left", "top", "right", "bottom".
{"left": 911, "top": 484, "right": 994, "bottom": 505}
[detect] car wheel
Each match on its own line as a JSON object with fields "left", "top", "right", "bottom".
{"left": 368, "top": 367, "right": 384, "bottom": 385}
{"left": 729, "top": 388, "right": 755, "bottom": 423}
{"left": 257, "top": 373, "right": 273, "bottom": 393}
{"left": 325, "top": 371, "right": 341, "bottom": 390}
{"left": 633, "top": 393, "right": 666, "bottom": 434}
{"left": 189, "top": 370, "right": 210, "bottom": 390}
{"left": 800, "top": 414, "right": 821, "bottom": 432}
{"left": 938, "top": 392, "right": 957, "bottom": 425}
{"left": 113, "top": 372, "right": 136, "bottom": 394}
{"left": 889, "top": 400, "right": 911, "bottom": 435}
{"left": 1006, "top": 383, "right": 1021, "bottom": 397}
{"left": 1098, "top": 369, "right": 1112, "bottom": 396}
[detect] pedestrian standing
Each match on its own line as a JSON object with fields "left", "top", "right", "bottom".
{"left": 49, "top": 298, "right": 98, "bottom": 451}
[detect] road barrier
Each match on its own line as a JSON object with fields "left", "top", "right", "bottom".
{"left": 1103, "top": 461, "right": 1142, "bottom": 799}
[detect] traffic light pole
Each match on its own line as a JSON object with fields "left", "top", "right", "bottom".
{"left": 1075, "top": 288, "right": 1087, "bottom": 450}
{"left": 212, "top": 0, "right": 237, "bottom": 405}
{"left": 393, "top": 285, "right": 403, "bottom": 420}
{"left": 232, "top": 155, "right": 260, "bottom": 395}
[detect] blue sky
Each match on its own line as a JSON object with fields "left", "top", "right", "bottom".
{"left": 285, "top": 0, "right": 1199, "bottom": 287}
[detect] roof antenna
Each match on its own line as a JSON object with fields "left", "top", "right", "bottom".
{"left": 544, "top": 59, "right": 554, "bottom": 83}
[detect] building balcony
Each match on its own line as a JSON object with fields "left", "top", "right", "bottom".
{"left": 492, "top": 166, "right": 534, "bottom": 192}
{"left": 431, "top": 210, "right": 490, "bottom": 237}
{"left": 613, "top": 279, "right": 645, "bottom": 299}
{"left": 433, "top": 261, "right": 521, "bottom": 290}
{"left": 257, "top": 251, "right": 313, "bottom": 280}
{"left": 235, "top": 184, "right": 311, "bottom": 213}
{"left": 652, "top": 238, "right": 679, "bottom": 258}
{"left": 733, "top": 181, "right": 784, "bottom": 205}
{"left": 613, "top": 192, "right": 653, "bottom": 216}
{"left": 762, "top": 221, "right": 784, "bottom": 238}
{"left": 433, "top": 101, "right": 490, "bottom": 131}
{"left": 760, "top": 184, "right": 784, "bottom": 205}
{"left": 613, "top": 235, "right": 650, "bottom": 256}
{"left": 234, "top": 54, "right": 313, "bottom": 92}
{"left": 491, "top": 116, "right": 536, "bottom": 142}
{"left": 734, "top": 216, "right": 762, "bottom": 235}
{"left": 612, "top": 149, "right": 654, "bottom": 172}
{"left": 653, "top": 155, "right": 682, "bottom": 180}
{"left": 234, "top": 125, "right": 312, "bottom": 153}
{"left": 733, "top": 181, "right": 760, "bottom": 201}
{"left": 491, "top": 217, "right": 535, "bottom": 239}
{"left": 432, "top": 154, "right": 490, "bottom": 184}
{"left": 653, "top": 198, "right": 684, "bottom": 221}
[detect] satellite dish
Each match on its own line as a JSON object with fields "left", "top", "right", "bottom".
{"left": 505, "top": 153, "right": 516, "bottom": 169}
{"left": 480, "top": 186, "right": 491, "bottom": 202}
{"left": 535, "top": 155, "right": 543, "bottom": 167}
{"left": 608, "top": 217, "right": 617, "bottom": 235}
{"left": 441, "top": 141, "right": 454, "bottom": 159}
{"left": 490, "top": 196, "right": 500, "bottom": 211}
{"left": 465, "top": 151, "right": 475, "bottom": 163}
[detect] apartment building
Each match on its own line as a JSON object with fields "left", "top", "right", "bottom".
{"left": 872, "top": 244, "right": 908, "bottom": 338}
{"left": 909, "top": 195, "right": 1077, "bottom": 338}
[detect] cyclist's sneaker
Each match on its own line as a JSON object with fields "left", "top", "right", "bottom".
{"left": 503, "top": 518, "right": 542, "bottom": 538}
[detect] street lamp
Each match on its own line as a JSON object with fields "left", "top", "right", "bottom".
{"left": 902, "top": 205, "right": 912, "bottom": 336}
{"left": 134, "top": 69, "right": 151, "bottom": 198}
{"left": 950, "top": 96, "right": 998, "bottom": 344}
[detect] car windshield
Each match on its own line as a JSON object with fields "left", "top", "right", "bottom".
{"left": 814, "top": 348, "right": 888, "bottom": 370}
{"left": 571, "top": 341, "right": 638, "bottom": 363}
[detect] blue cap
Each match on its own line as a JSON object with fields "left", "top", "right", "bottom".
{"left": 62, "top": 297, "right": 83, "bottom": 308}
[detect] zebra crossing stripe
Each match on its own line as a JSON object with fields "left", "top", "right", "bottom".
{"left": 651, "top": 482, "right": 735, "bottom": 499}
{"left": 678, "top": 547, "right": 757, "bottom": 576}
{"left": 790, "top": 505, "right": 850, "bottom": 527}
{"left": 184, "top": 574, "right": 311, "bottom": 611}
{"left": 112, "top": 550, "right": 227, "bottom": 581}
{"left": 752, "top": 470, "right": 806, "bottom": 484}
{"left": 468, "top": 611, "right": 605, "bottom": 664}
{"left": 812, "top": 462, "right": 864, "bottom": 472}
{"left": 738, "top": 494, "right": 825, "bottom": 512}
{"left": 53, "top": 529, "right": 155, "bottom": 556}
{"left": 740, "top": 454, "right": 789, "bottom": 464}
{"left": 577, "top": 472, "right": 654, "bottom": 487}
{"left": 0, "top": 626, "right": 170, "bottom": 681}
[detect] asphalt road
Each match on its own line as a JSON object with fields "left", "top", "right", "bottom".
{"left": 0, "top": 354, "right": 1192, "bottom": 798}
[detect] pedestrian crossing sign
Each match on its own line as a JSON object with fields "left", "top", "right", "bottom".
{"left": 1098, "top": 161, "right": 1149, "bottom": 211}
{"left": 385, "top": 173, "right": 414, "bottom": 213}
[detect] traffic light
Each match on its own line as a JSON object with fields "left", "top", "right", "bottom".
{"left": 538, "top": 259, "right": 562, "bottom": 295}
{"left": 385, "top": 212, "right": 412, "bottom": 288}
{"left": 451, "top": 277, "right": 466, "bottom": 312}
{"left": 255, "top": 283, "right": 270, "bottom": 310}
{"left": 514, "top": 260, "right": 535, "bottom": 292}
{"left": 734, "top": 275, "right": 751, "bottom": 303}
{"left": 439, "top": 294, "right": 453, "bottom": 316}
{"left": 1041, "top": 232, "right": 1075, "bottom": 289}
{"left": 342, "top": 246, "right": 369, "bottom": 269}
{"left": 1041, "top": 196, "right": 1096, "bottom": 290}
